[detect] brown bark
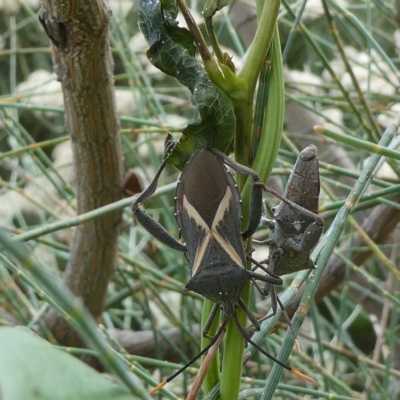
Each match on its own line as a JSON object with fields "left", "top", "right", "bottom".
{"left": 39, "top": 0, "right": 123, "bottom": 346}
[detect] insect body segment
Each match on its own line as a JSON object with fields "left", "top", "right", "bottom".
{"left": 272, "top": 144, "right": 320, "bottom": 239}
{"left": 131, "top": 160, "right": 188, "bottom": 253}
{"left": 176, "top": 150, "right": 250, "bottom": 305}
{"left": 262, "top": 145, "right": 324, "bottom": 296}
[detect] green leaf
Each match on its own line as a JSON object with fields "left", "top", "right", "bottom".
{"left": 0, "top": 327, "right": 141, "bottom": 400}
{"left": 138, "top": 0, "right": 235, "bottom": 169}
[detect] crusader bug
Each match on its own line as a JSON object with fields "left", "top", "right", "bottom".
{"left": 132, "top": 146, "right": 317, "bottom": 390}
{"left": 254, "top": 145, "right": 324, "bottom": 316}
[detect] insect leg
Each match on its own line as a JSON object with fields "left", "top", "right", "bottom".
{"left": 202, "top": 303, "right": 221, "bottom": 339}
{"left": 248, "top": 259, "right": 281, "bottom": 321}
{"left": 237, "top": 298, "right": 261, "bottom": 331}
{"left": 247, "top": 270, "right": 282, "bottom": 286}
{"left": 257, "top": 181, "right": 324, "bottom": 226}
{"left": 131, "top": 160, "right": 187, "bottom": 252}
{"left": 285, "top": 220, "right": 324, "bottom": 253}
{"left": 248, "top": 254, "right": 274, "bottom": 276}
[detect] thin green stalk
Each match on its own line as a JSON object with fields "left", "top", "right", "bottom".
{"left": 251, "top": 26, "right": 285, "bottom": 184}
{"left": 205, "top": 17, "right": 225, "bottom": 64}
{"left": 219, "top": 9, "right": 245, "bottom": 58}
{"left": 282, "top": 0, "right": 308, "bottom": 63}
{"left": 0, "top": 136, "right": 69, "bottom": 160}
{"left": 316, "top": 125, "right": 400, "bottom": 161}
{"left": 252, "top": 49, "right": 272, "bottom": 162}
{"left": 9, "top": 16, "right": 16, "bottom": 94}
{"left": 322, "top": 184, "right": 400, "bottom": 212}
{"left": 0, "top": 264, "right": 31, "bottom": 324}
{"left": 309, "top": 304, "right": 331, "bottom": 391}
{"left": 234, "top": 0, "right": 280, "bottom": 173}
{"left": 15, "top": 182, "right": 176, "bottom": 242}
{"left": 383, "top": 278, "right": 400, "bottom": 392}
{"left": 238, "top": 387, "right": 357, "bottom": 400}
{"left": 202, "top": 301, "right": 221, "bottom": 393}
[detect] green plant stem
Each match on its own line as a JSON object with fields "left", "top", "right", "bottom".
{"left": 234, "top": 0, "right": 280, "bottom": 178}
{"left": 239, "top": 0, "right": 280, "bottom": 95}
{"left": 175, "top": 0, "right": 213, "bottom": 63}
{"left": 219, "top": 289, "right": 248, "bottom": 400}
{"left": 0, "top": 135, "right": 68, "bottom": 160}
{"left": 14, "top": 182, "right": 176, "bottom": 242}
{"left": 316, "top": 125, "right": 400, "bottom": 161}
{"left": 202, "top": 301, "right": 221, "bottom": 393}
{"left": 176, "top": 0, "right": 247, "bottom": 103}
{"left": 205, "top": 17, "right": 224, "bottom": 63}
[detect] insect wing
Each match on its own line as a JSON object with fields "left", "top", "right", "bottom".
{"left": 267, "top": 145, "right": 322, "bottom": 276}
{"left": 175, "top": 150, "right": 246, "bottom": 278}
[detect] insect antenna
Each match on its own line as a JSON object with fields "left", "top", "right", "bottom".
{"left": 149, "top": 318, "right": 229, "bottom": 395}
